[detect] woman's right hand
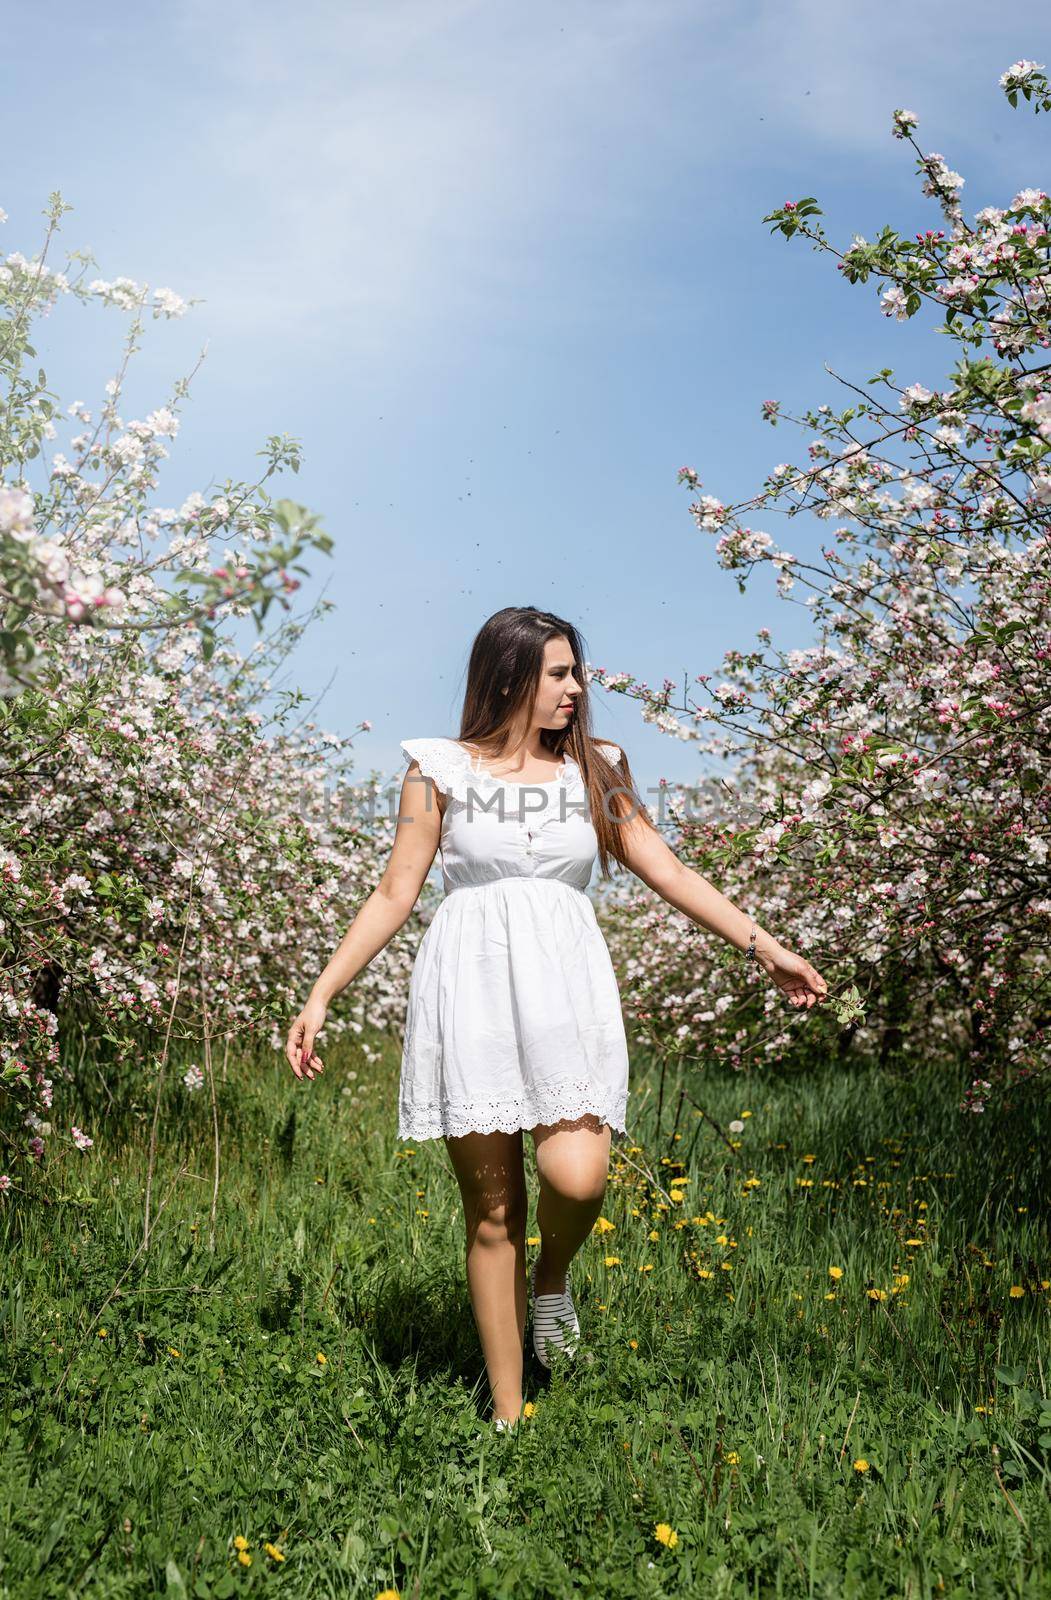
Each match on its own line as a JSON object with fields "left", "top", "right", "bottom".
{"left": 286, "top": 996, "right": 328, "bottom": 1080}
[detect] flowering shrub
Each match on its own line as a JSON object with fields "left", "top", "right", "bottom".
{"left": 0, "top": 196, "right": 418, "bottom": 1200}
{"left": 595, "top": 62, "right": 1051, "bottom": 1113}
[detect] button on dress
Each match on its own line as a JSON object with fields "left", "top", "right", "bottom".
{"left": 397, "top": 737, "right": 630, "bottom": 1141}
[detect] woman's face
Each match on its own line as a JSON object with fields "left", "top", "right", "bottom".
{"left": 534, "top": 635, "right": 583, "bottom": 731}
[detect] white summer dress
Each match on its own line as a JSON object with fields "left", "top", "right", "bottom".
{"left": 397, "top": 737, "right": 631, "bottom": 1142}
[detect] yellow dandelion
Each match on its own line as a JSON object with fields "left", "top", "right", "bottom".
{"left": 893, "top": 1273, "right": 909, "bottom": 1288}
{"left": 647, "top": 1228, "right": 659, "bottom": 1241}
{"left": 725, "top": 1450, "right": 739, "bottom": 1465}
{"left": 867, "top": 1288, "right": 887, "bottom": 1301}
{"left": 825, "top": 1292, "right": 836, "bottom": 1300}
{"left": 1009, "top": 1285, "right": 1025, "bottom": 1298}
{"left": 233, "top": 1536, "right": 249, "bottom": 1551}
{"left": 743, "top": 1177, "right": 761, "bottom": 1189}
{"left": 975, "top": 1404, "right": 988, "bottom": 1414}
{"left": 1041, "top": 1280, "right": 1050, "bottom": 1290}
{"left": 640, "top": 1263, "right": 654, "bottom": 1273}
{"left": 375, "top": 1590, "right": 400, "bottom": 1600}
{"left": 604, "top": 1256, "right": 621, "bottom": 1268}
{"left": 741, "top": 1110, "right": 752, "bottom": 1118}
{"left": 828, "top": 1266, "right": 843, "bottom": 1280}
{"left": 797, "top": 1178, "right": 813, "bottom": 1188}
{"left": 316, "top": 1352, "right": 327, "bottom": 1364}
{"left": 238, "top": 1550, "right": 252, "bottom": 1567}
{"left": 697, "top": 1269, "right": 713, "bottom": 1279}
{"left": 715, "top": 1235, "right": 728, "bottom": 1246}
{"left": 527, "top": 1235, "right": 541, "bottom": 1245}
{"left": 629, "top": 1338, "right": 638, "bottom": 1349}
{"left": 264, "top": 1543, "right": 285, "bottom": 1562}
{"left": 853, "top": 1459, "right": 869, "bottom": 1473}
{"left": 168, "top": 1347, "right": 181, "bottom": 1358}
{"left": 98, "top": 1329, "right": 107, "bottom": 1338}
{"left": 593, "top": 1215, "right": 615, "bottom": 1233}
{"left": 654, "top": 1522, "right": 678, "bottom": 1548}
{"left": 522, "top": 1402, "right": 536, "bottom": 1418}
{"left": 905, "top": 1239, "right": 924, "bottom": 1247}
{"left": 802, "top": 1154, "right": 816, "bottom": 1164}
{"left": 367, "top": 1217, "right": 376, "bottom": 1224}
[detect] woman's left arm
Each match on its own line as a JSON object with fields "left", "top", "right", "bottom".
{"left": 614, "top": 802, "right": 829, "bottom": 1011}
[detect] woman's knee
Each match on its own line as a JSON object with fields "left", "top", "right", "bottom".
{"left": 465, "top": 1187, "right": 528, "bottom": 1243}
{"left": 539, "top": 1167, "right": 608, "bottom": 1208}
{"left": 532, "top": 1121, "right": 611, "bottom": 1207}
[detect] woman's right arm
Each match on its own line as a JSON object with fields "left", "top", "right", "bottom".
{"left": 285, "top": 760, "right": 443, "bottom": 1079}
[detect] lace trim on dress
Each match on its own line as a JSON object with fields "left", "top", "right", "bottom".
{"left": 400, "top": 738, "right": 480, "bottom": 803}
{"left": 400, "top": 736, "right": 621, "bottom": 802}
{"left": 398, "top": 1078, "right": 629, "bottom": 1140}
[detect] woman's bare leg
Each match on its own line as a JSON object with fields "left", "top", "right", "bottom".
{"left": 530, "top": 1114, "right": 611, "bottom": 1295}
{"left": 445, "top": 1127, "right": 528, "bottom": 1423}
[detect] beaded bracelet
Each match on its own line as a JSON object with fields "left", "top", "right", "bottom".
{"left": 744, "top": 921, "right": 758, "bottom": 962}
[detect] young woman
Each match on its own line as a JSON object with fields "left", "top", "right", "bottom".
{"left": 285, "top": 606, "right": 828, "bottom": 1430}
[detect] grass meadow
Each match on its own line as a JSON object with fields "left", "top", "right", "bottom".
{"left": 1, "top": 1035, "right": 1049, "bottom": 1599}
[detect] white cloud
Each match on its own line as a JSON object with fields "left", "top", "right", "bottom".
{"left": 46, "top": 0, "right": 1048, "bottom": 358}
{"left": 166, "top": 0, "right": 730, "bottom": 344}
{"left": 169, "top": 0, "right": 1041, "bottom": 347}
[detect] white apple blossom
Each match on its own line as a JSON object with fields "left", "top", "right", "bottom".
{"left": 880, "top": 284, "right": 909, "bottom": 320}
{"left": 0, "top": 485, "right": 36, "bottom": 539}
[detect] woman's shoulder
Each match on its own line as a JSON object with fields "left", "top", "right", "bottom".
{"left": 399, "top": 737, "right": 471, "bottom": 799}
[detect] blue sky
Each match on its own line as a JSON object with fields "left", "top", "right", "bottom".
{"left": 6, "top": 1, "right": 1047, "bottom": 796}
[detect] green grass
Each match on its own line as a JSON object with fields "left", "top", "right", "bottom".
{"left": 1, "top": 1037, "right": 1049, "bottom": 1598}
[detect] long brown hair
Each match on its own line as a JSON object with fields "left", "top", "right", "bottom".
{"left": 454, "top": 605, "right": 658, "bottom": 879}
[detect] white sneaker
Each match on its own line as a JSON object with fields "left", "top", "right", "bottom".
{"left": 530, "top": 1258, "right": 580, "bottom": 1368}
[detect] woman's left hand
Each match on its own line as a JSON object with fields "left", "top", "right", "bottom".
{"left": 756, "top": 942, "right": 829, "bottom": 1010}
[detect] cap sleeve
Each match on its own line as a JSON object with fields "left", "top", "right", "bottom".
{"left": 400, "top": 737, "right": 473, "bottom": 800}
